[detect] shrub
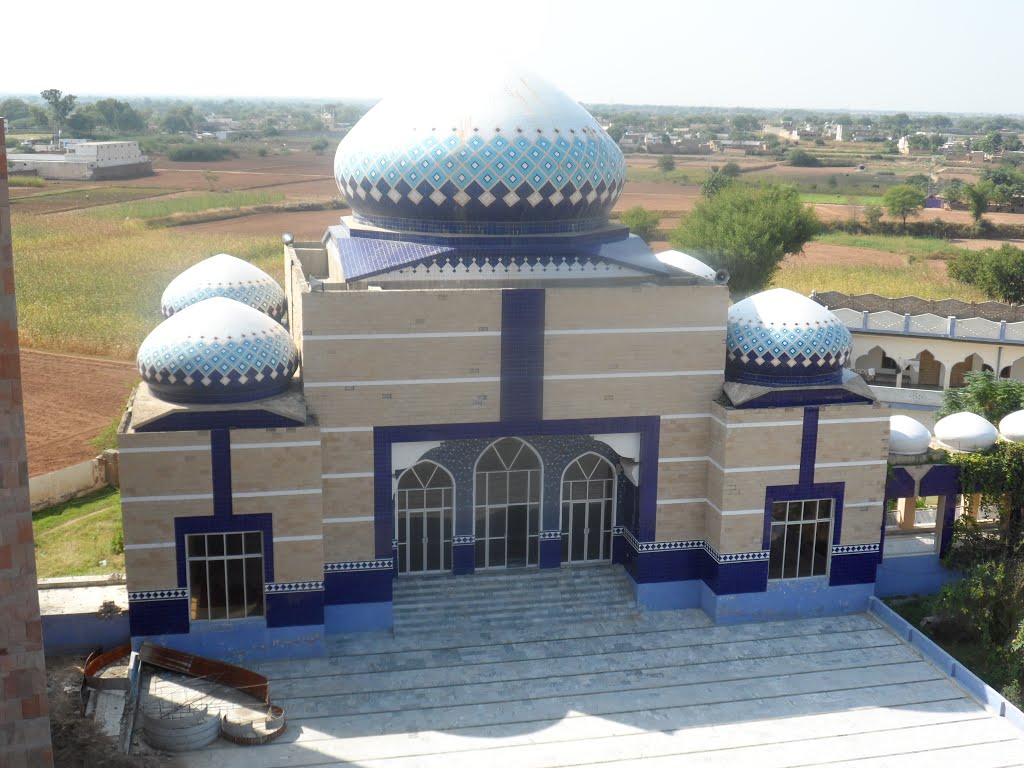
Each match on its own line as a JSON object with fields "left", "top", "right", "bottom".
{"left": 618, "top": 206, "right": 660, "bottom": 242}
{"left": 167, "top": 144, "right": 238, "bottom": 162}
{"left": 863, "top": 204, "right": 884, "bottom": 231}
{"left": 656, "top": 154, "right": 675, "bottom": 172}
{"left": 787, "top": 149, "right": 820, "bottom": 167}
{"left": 948, "top": 243, "right": 1024, "bottom": 303}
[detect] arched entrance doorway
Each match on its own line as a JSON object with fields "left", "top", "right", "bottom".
{"left": 474, "top": 438, "right": 542, "bottom": 569}
{"left": 395, "top": 461, "right": 454, "bottom": 574}
{"left": 560, "top": 453, "right": 616, "bottom": 563}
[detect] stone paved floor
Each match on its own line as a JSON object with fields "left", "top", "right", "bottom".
{"left": 172, "top": 581, "right": 1024, "bottom": 767}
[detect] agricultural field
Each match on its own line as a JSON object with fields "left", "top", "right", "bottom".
{"left": 7, "top": 146, "right": 1017, "bottom": 476}
{"left": 32, "top": 489, "right": 124, "bottom": 578}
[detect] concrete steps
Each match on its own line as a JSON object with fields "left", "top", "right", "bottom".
{"left": 391, "top": 564, "right": 638, "bottom": 634}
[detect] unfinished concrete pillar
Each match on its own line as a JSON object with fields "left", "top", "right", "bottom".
{"left": 968, "top": 493, "right": 982, "bottom": 520}
{"left": 0, "top": 118, "right": 55, "bottom": 768}
{"left": 895, "top": 496, "right": 917, "bottom": 531}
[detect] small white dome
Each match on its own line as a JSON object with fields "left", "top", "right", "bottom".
{"left": 999, "top": 409, "right": 1024, "bottom": 442}
{"left": 934, "top": 411, "right": 998, "bottom": 452}
{"left": 889, "top": 415, "right": 932, "bottom": 455}
{"left": 138, "top": 297, "right": 298, "bottom": 403}
{"left": 161, "top": 253, "right": 286, "bottom": 322}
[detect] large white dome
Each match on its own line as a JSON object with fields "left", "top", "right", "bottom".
{"left": 333, "top": 71, "right": 626, "bottom": 234}
{"left": 161, "top": 253, "right": 286, "bottom": 322}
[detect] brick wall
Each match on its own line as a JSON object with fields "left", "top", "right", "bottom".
{"left": 0, "top": 119, "right": 55, "bottom": 766}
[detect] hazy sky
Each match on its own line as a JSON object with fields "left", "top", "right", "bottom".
{"left": 5, "top": 0, "right": 1020, "bottom": 114}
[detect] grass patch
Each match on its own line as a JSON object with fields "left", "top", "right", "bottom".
{"left": 8, "top": 175, "right": 45, "bottom": 188}
{"left": 626, "top": 167, "right": 701, "bottom": 184}
{"left": 816, "top": 232, "right": 971, "bottom": 261}
{"left": 887, "top": 596, "right": 1021, "bottom": 708}
{"left": 12, "top": 212, "right": 281, "bottom": 358}
{"left": 772, "top": 258, "right": 988, "bottom": 301}
{"left": 800, "top": 193, "right": 886, "bottom": 206}
{"left": 91, "top": 191, "right": 285, "bottom": 221}
{"left": 33, "top": 488, "right": 124, "bottom": 578}
{"left": 12, "top": 186, "right": 170, "bottom": 214}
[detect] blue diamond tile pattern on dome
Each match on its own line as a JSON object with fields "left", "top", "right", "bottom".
{"left": 138, "top": 298, "right": 298, "bottom": 404}
{"left": 162, "top": 280, "right": 287, "bottom": 322}
{"left": 725, "top": 288, "right": 853, "bottom": 386}
{"left": 161, "top": 253, "right": 287, "bottom": 322}
{"left": 335, "top": 128, "right": 625, "bottom": 231}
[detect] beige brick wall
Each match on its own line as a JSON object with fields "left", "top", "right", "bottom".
{"left": 544, "top": 331, "right": 724, "bottom": 377}
{"left": 324, "top": 520, "right": 375, "bottom": 563}
{"left": 232, "top": 494, "right": 323, "bottom": 535}
{"left": 272, "top": 539, "right": 325, "bottom": 582}
{"left": 118, "top": 449, "right": 213, "bottom": 498}
{"left": 544, "top": 375, "right": 722, "bottom": 421}
{"left": 706, "top": 510, "right": 764, "bottom": 554}
{"left": 125, "top": 546, "right": 178, "bottom": 592}
{"left": 323, "top": 476, "right": 375, "bottom": 520}
{"left": 121, "top": 499, "right": 213, "bottom": 546}
{"left": 656, "top": 461, "right": 707, "bottom": 502}
{"left": 656, "top": 502, "right": 708, "bottom": 541}
{"left": 302, "top": 288, "right": 502, "bottom": 336}
{"left": 659, "top": 416, "right": 711, "bottom": 459}
{"left": 307, "top": 382, "right": 500, "bottom": 428}
{"left": 544, "top": 284, "right": 729, "bottom": 329}
{"left": 230, "top": 443, "right": 321, "bottom": 494}
{"left": 302, "top": 336, "right": 500, "bottom": 382}
{"left": 321, "top": 430, "right": 374, "bottom": 474}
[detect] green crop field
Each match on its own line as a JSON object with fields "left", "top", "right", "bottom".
{"left": 12, "top": 212, "right": 280, "bottom": 358}
{"left": 773, "top": 258, "right": 987, "bottom": 301}
{"left": 816, "top": 232, "right": 972, "bottom": 261}
{"left": 800, "top": 193, "right": 886, "bottom": 206}
{"left": 11, "top": 186, "right": 170, "bottom": 214}
{"left": 90, "top": 190, "right": 285, "bottom": 221}
{"left": 33, "top": 488, "right": 124, "bottom": 578}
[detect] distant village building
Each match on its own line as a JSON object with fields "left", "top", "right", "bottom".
{"left": 897, "top": 136, "right": 910, "bottom": 155}
{"left": 618, "top": 132, "right": 643, "bottom": 152}
{"left": 7, "top": 140, "right": 152, "bottom": 180}
{"left": 835, "top": 124, "right": 844, "bottom": 142}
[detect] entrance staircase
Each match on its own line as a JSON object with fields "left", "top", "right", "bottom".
{"left": 391, "top": 564, "right": 638, "bottom": 636}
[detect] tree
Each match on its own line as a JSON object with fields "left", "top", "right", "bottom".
{"left": 863, "top": 204, "right": 884, "bottom": 231}
{"left": 963, "top": 181, "right": 992, "bottom": 224}
{"left": 39, "top": 88, "right": 76, "bottom": 145}
{"left": 669, "top": 183, "right": 819, "bottom": 296}
{"left": 656, "top": 154, "right": 675, "bottom": 172}
{"left": 618, "top": 206, "right": 660, "bottom": 242}
{"left": 944, "top": 178, "right": 966, "bottom": 205}
{"left": 699, "top": 168, "right": 733, "bottom": 198}
{"left": 938, "top": 370, "right": 1024, "bottom": 425}
{"left": 786, "top": 149, "right": 820, "bottom": 167}
{"left": 882, "top": 184, "right": 926, "bottom": 228}
{"left": 948, "top": 243, "right": 1024, "bottom": 303}
{"left": 310, "top": 137, "right": 330, "bottom": 155}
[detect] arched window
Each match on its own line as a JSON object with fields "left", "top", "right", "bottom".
{"left": 395, "top": 461, "right": 454, "bottom": 574}
{"left": 474, "top": 438, "right": 541, "bottom": 568}
{"left": 561, "top": 453, "right": 616, "bottom": 563}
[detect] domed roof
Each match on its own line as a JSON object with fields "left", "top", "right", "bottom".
{"left": 138, "top": 297, "right": 298, "bottom": 403}
{"left": 934, "top": 411, "right": 998, "bottom": 452}
{"left": 161, "top": 254, "right": 286, "bottom": 322}
{"left": 725, "top": 288, "right": 853, "bottom": 386}
{"left": 333, "top": 71, "right": 626, "bottom": 234}
{"left": 889, "top": 415, "right": 932, "bottom": 455}
{"left": 999, "top": 409, "right": 1024, "bottom": 442}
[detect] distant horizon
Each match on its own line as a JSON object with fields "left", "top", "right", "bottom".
{"left": 3, "top": 91, "right": 1022, "bottom": 121}
{"left": 5, "top": 0, "right": 1020, "bottom": 116}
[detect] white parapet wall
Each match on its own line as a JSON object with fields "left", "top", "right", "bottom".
{"left": 29, "top": 457, "right": 108, "bottom": 509}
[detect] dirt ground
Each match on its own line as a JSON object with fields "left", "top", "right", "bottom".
{"left": 178, "top": 208, "right": 346, "bottom": 239}
{"left": 20, "top": 351, "right": 137, "bottom": 477}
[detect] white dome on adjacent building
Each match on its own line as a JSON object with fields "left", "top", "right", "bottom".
{"left": 934, "top": 411, "right": 998, "bottom": 452}
{"left": 998, "top": 409, "right": 1024, "bottom": 442}
{"left": 138, "top": 297, "right": 298, "bottom": 403}
{"left": 333, "top": 70, "right": 626, "bottom": 233}
{"left": 889, "top": 415, "right": 932, "bottom": 455}
{"left": 161, "top": 253, "right": 287, "bottom": 322}
{"left": 725, "top": 288, "right": 853, "bottom": 386}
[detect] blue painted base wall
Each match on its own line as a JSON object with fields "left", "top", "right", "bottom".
{"left": 134, "top": 620, "right": 325, "bottom": 663}
{"left": 634, "top": 579, "right": 702, "bottom": 610}
{"left": 325, "top": 602, "right": 393, "bottom": 634}
{"left": 43, "top": 613, "right": 130, "bottom": 655}
{"left": 875, "top": 555, "right": 962, "bottom": 598}
{"left": 701, "top": 578, "right": 874, "bottom": 624}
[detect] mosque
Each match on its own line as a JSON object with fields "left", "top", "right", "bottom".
{"left": 117, "top": 72, "right": 977, "bottom": 660}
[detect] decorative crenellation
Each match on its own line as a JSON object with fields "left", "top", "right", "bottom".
{"left": 539, "top": 530, "right": 562, "bottom": 541}
{"left": 128, "top": 588, "right": 188, "bottom": 602}
{"left": 372, "top": 255, "right": 645, "bottom": 281}
{"left": 452, "top": 535, "right": 476, "bottom": 546}
{"left": 265, "top": 580, "right": 324, "bottom": 593}
{"left": 324, "top": 559, "right": 394, "bottom": 572}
